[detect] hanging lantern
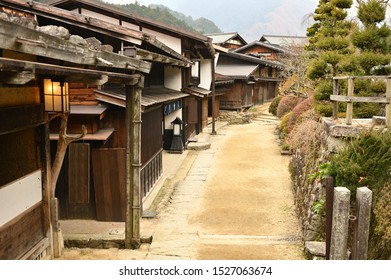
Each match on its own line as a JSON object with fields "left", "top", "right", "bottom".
{"left": 44, "top": 79, "right": 70, "bottom": 113}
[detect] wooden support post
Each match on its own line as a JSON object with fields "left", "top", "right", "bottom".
{"left": 386, "top": 77, "right": 391, "bottom": 128}
{"left": 346, "top": 77, "right": 354, "bottom": 125}
{"left": 330, "top": 187, "right": 350, "bottom": 260}
{"left": 332, "top": 78, "right": 339, "bottom": 120}
{"left": 125, "top": 81, "right": 143, "bottom": 249}
{"left": 211, "top": 56, "right": 217, "bottom": 135}
{"left": 325, "top": 176, "right": 334, "bottom": 260}
{"left": 352, "top": 187, "right": 372, "bottom": 260}
{"left": 51, "top": 197, "right": 63, "bottom": 257}
{"left": 50, "top": 113, "right": 86, "bottom": 257}
{"left": 42, "top": 121, "right": 54, "bottom": 259}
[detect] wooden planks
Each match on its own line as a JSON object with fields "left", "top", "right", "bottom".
{"left": 0, "top": 203, "right": 45, "bottom": 260}
{"left": 0, "top": 104, "right": 44, "bottom": 136}
{"left": 91, "top": 148, "right": 126, "bottom": 222}
{"left": 68, "top": 143, "right": 90, "bottom": 204}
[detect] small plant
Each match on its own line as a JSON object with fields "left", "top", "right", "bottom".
{"left": 308, "top": 162, "right": 332, "bottom": 182}
{"left": 311, "top": 199, "right": 326, "bottom": 216}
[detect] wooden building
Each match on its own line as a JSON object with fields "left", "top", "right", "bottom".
{"left": 215, "top": 48, "right": 284, "bottom": 110}
{"left": 0, "top": 2, "right": 150, "bottom": 259}
{"left": 1, "top": 0, "right": 215, "bottom": 224}
{"left": 207, "top": 32, "right": 247, "bottom": 50}
{"left": 49, "top": 0, "right": 216, "bottom": 137}
{"left": 234, "top": 41, "right": 291, "bottom": 61}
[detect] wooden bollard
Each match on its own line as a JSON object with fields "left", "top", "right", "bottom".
{"left": 330, "top": 187, "right": 350, "bottom": 260}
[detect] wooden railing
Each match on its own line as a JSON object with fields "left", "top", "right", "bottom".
{"left": 140, "top": 149, "right": 163, "bottom": 198}
{"left": 331, "top": 75, "right": 391, "bottom": 127}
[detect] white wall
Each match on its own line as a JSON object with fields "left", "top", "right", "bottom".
{"left": 164, "top": 66, "right": 182, "bottom": 91}
{"left": 142, "top": 28, "right": 182, "bottom": 54}
{"left": 199, "top": 58, "right": 213, "bottom": 90}
{"left": 0, "top": 170, "right": 42, "bottom": 227}
{"left": 164, "top": 109, "right": 183, "bottom": 129}
{"left": 80, "top": 9, "right": 120, "bottom": 25}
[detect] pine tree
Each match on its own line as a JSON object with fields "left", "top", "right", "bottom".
{"left": 306, "top": 0, "right": 355, "bottom": 102}
{"left": 351, "top": 0, "right": 391, "bottom": 75}
{"left": 306, "top": 0, "right": 354, "bottom": 78}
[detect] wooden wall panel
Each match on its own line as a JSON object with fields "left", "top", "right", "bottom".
{"left": 91, "top": 148, "right": 126, "bottom": 222}
{"left": 0, "top": 203, "right": 44, "bottom": 260}
{"left": 0, "top": 128, "right": 39, "bottom": 187}
{"left": 68, "top": 143, "right": 90, "bottom": 203}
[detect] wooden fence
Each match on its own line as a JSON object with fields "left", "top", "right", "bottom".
{"left": 331, "top": 75, "right": 391, "bottom": 127}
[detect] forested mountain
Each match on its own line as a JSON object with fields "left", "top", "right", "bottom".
{"left": 149, "top": 4, "right": 222, "bottom": 34}
{"left": 35, "top": 0, "right": 222, "bottom": 35}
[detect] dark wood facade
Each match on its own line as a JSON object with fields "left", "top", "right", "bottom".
{"left": 0, "top": 0, "right": 150, "bottom": 258}
{"left": 216, "top": 52, "right": 283, "bottom": 110}
{"left": 0, "top": 85, "right": 48, "bottom": 260}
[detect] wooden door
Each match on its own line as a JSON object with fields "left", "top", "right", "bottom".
{"left": 91, "top": 148, "right": 126, "bottom": 222}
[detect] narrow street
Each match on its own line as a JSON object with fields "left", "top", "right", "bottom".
{"left": 58, "top": 105, "right": 305, "bottom": 260}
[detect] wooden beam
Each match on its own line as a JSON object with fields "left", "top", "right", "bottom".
{"left": 0, "top": 19, "right": 151, "bottom": 73}
{"left": 0, "top": 104, "right": 44, "bottom": 136}
{"left": 1, "top": 0, "right": 145, "bottom": 45}
{"left": 0, "top": 57, "right": 143, "bottom": 85}
{"left": 330, "top": 95, "right": 390, "bottom": 104}
{"left": 0, "top": 70, "right": 35, "bottom": 84}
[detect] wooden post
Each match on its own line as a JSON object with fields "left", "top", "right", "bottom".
{"left": 346, "top": 77, "right": 354, "bottom": 125}
{"left": 332, "top": 78, "right": 339, "bottom": 120}
{"left": 330, "top": 187, "right": 350, "bottom": 260}
{"left": 386, "top": 77, "right": 391, "bottom": 128}
{"left": 211, "top": 55, "right": 217, "bottom": 135}
{"left": 125, "top": 80, "right": 143, "bottom": 249}
{"left": 325, "top": 176, "right": 334, "bottom": 260}
{"left": 352, "top": 187, "right": 372, "bottom": 260}
{"left": 42, "top": 121, "right": 54, "bottom": 258}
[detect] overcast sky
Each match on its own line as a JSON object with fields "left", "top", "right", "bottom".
{"left": 102, "top": 1, "right": 391, "bottom": 42}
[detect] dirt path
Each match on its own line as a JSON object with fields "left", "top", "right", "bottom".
{"left": 190, "top": 113, "right": 304, "bottom": 259}
{"left": 57, "top": 105, "right": 304, "bottom": 260}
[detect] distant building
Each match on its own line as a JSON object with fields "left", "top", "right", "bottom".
{"left": 259, "top": 35, "right": 308, "bottom": 48}
{"left": 207, "top": 32, "right": 247, "bottom": 50}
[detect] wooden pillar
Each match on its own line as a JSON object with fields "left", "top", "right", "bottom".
{"left": 330, "top": 187, "right": 350, "bottom": 260}
{"left": 352, "top": 187, "right": 372, "bottom": 260}
{"left": 332, "top": 78, "right": 339, "bottom": 120}
{"left": 211, "top": 56, "right": 216, "bottom": 135}
{"left": 41, "top": 121, "right": 54, "bottom": 258}
{"left": 386, "top": 77, "right": 391, "bottom": 128}
{"left": 325, "top": 176, "right": 334, "bottom": 260}
{"left": 346, "top": 77, "right": 354, "bottom": 125}
{"left": 125, "top": 80, "right": 143, "bottom": 249}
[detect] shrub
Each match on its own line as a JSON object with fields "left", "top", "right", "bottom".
{"left": 288, "top": 97, "right": 315, "bottom": 131}
{"left": 369, "top": 183, "right": 391, "bottom": 259}
{"left": 328, "top": 128, "right": 391, "bottom": 195}
{"left": 279, "top": 111, "right": 292, "bottom": 140}
{"left": 288, "top": 119, "right": 323, "bottom": 159}
{"left": 314, "top": 80, "right": 333, "bottom": 101}
{"left": 354, "top": 103, "right": 383, "bottom": 118}
{"left": 314, "top": 101, "right": 333, "bottom": 117}
{"left": 268, "top": 95, "right": 282, "bottom": 116}
{"left": 276, "top": 96, "right": 303, "bottom": 119}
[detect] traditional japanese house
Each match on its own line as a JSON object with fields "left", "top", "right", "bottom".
{"left": 0, "top": 3, "right": 150, "bottom": 259}
{"left": 259, "top": 34, "right": 309, "bottom": 48}
{"left": 49, "top": 0, "right": 216, "bottom": 140}
{"left": 215, "top": 48, "right": 284, "bottom": 109}
{"left": 207, "top": 32, "right": 247, "bottom": 50}
{"left": 3, "top": 0, "right": 216, "bottom": 224}
{"left": 233, "top": 40, "right": 292, "bottom": 61}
